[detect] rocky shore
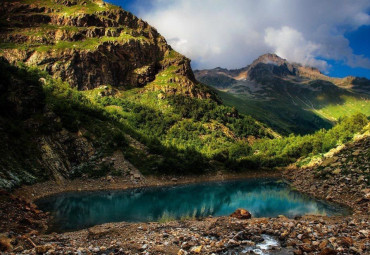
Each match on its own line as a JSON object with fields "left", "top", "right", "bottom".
{"left": 1, "top": 136, "right": 369, "bottom": 254}
{"left": 283, "top": 135, "right": 370, "bottom": 215}
{"left": 2, "top": 211, "right": 368, "bottom": 254}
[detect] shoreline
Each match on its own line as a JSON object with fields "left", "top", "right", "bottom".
{"left": 14, "top": 169, "right": 283, "bottom": 202}
{"left": 3, "top": 163, "right": 369, "bottom": 254}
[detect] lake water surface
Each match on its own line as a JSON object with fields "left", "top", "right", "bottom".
{"left": 36, "top": 178, "right": 350, "bottom": 232}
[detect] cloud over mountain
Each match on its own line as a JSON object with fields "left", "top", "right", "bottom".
{"left": 134, "top": 0, "right": 370, "bottom": 71}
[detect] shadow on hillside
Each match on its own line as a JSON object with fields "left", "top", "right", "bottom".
{"left": 0, "top": 58, "right": 212, "bottom": 189}
{"left": 209, "top": 75, "right": 369, "bottom": 135}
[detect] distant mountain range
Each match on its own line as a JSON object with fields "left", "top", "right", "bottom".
{"left": 195, "top": 53, "right": 370, "bottom": 134}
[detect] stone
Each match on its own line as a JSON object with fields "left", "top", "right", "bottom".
{"left": 35, "top": 244, "right": 52, "bottom": 254}
{"left": 134, "top": 173, "right": 141, "bottom": 180}
{"left": 321, "top": 157, "right": 336, "bottom": 167}
{"left": 300, "top": 244, "right": 312, "bottom": 252}
{"left": 171, "top": 178, "right": 178, "bottom": 182}
{"left": 230, "top": 209, "right": 252, "bottom": 219}
{"left": 293, "top": 249, "right": 302, "bottom": 255}
{"left": 13, "top": 246, "right": 24, "bottom": 252}
{"left": 352, "top": 150, "right": 361, "bottom": 156}
{"left": 178, "top": 249, "right": 188, "bottom": 255}
{"left": 190, "top": 245, "right": 202, "bottom": 253}
{"left": 363, "top": 192, "right": 370, "bottom": 200}
{"left": 0, "top": 236, "right": 12, "bottom": 252}
{"left": 319, "top": 247, "right": 336, "bottom": 255}
{"left": 349, "top": 246, "right": 360, "bottom": 254}
{"left": 332, "top": 168, "right": 341, "bottom": 175}
{"left": 359, "top": 229, "right": 369, "bottom": 237}
{"left": 106, "top": 175, "right": 114, "bottom": 182}
{"left": 339, "top": 237, "right": 353, "bottom": 247}
{"left": 319, "top": 240, "right": 328, "bottom": 249}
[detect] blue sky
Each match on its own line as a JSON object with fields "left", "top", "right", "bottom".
{"left": 107, "top": 0, "right": 370, "bottom": 79}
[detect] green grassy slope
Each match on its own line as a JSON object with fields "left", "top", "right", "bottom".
{"left": 199, "top": 76, "right": 370, "bottom": 135}
{"left": 216, "top": 90, "right": 333, "bottom": 135}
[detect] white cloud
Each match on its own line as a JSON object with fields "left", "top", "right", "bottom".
{"left": 264, "top": 26, "right": 329, "bottom": 71}
{"left": 133, "top": 0, "right": 370, "bottom": 71}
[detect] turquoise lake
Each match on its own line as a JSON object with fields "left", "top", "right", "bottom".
{"left": 36, "top": 178, "right": 350, "bottom": 232}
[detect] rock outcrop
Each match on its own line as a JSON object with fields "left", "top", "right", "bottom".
{"left": 0, "top": 0, "right": 210, "bottom": 99}
{"left": 0, "top": 58, "right": 146, "bottom": 189}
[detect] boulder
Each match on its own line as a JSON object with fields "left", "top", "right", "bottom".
{"left": 230, "top": 208, "right": 252, "bottom": 219}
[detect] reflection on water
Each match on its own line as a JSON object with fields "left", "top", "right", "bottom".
{"left": 36, "top": 178, "right": 350, "bottom": 232}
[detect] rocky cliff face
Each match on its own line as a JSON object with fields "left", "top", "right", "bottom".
{"left": 0, "top": 58, "right": 94, "bottom": 188}
{"left": 0, "top": 0, "right": 209, "bottom": 98}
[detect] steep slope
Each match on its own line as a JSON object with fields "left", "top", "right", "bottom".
{"left": 285, "top": 132, "right": 370, "bottom": 215}
{"left": 0, "top": 1, "right": 275, "bottom": 189}
{"left": 195, "top": 53, "right": 370, "bottom": 134}
{"left": 0, "top": 0, "right": 215, "bottom": 99}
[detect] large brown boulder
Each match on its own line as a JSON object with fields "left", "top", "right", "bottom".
{"left": 230, "top": 208, "right": 252, "bottom": 219}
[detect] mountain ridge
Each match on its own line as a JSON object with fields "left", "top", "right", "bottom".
{"left": 195, "top": 53, "right": 370, "bottom": 134}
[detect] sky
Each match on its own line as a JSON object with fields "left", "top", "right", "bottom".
{"left": 107, "top": 0, "right": 370, "bottom": 79}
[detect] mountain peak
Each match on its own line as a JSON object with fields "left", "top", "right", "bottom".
{"left": 252, "top": 53, "right": 327, "bottom": 78}
{"left": 252, "top": 53, "right": 287, "bottom": 66}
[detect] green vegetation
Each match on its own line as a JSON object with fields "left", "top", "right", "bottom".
{"left": 1, "top": 58, "right": 368, "bottom": 185}
{"left": 37, "top": 33, "right": 140, "bottom": 51}
{"left": 0, "top": 59, "right": 273, "bottom": 177}
{"left": 21, "top": 0, "right": 120, "bottom": 15}
{"left": 245, "top": 114, "right": 369, "bottom": 168}
{"left": 216, "top": 90, "right": 333, "bottom": 135}
{"left": 313, "top": 95, "right": 370, "bottom": 121}
{"left": 0, "top": 32, "right": 146, "bottom": 51}
{"left": 215, "top": 86, "right": 370, "bottom": 136}
{"left": 86, "top": 87, "right": 271, "bottom": 160}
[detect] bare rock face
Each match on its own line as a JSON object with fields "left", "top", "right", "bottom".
{"left": 0, "top": 0, "right": 205, "bottom": 97}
